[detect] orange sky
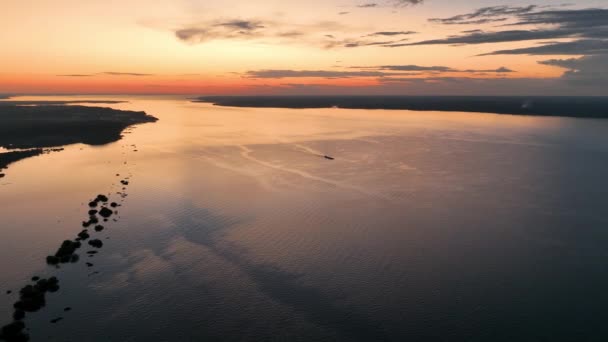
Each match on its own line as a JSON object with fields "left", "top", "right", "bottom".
{"left": 1, "top": 0, "right": 605, "bottom": 95}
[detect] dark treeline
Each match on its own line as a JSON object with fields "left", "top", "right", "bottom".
{"left": 196, "top": 96, "right": 608, "bottom": 118}
{"left": 0, "top": 105, "right": 157, "bottom": 149}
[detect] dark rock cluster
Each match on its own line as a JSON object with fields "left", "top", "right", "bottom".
{"left": 88, "top": 239, "right": 103, "bottom": 248}
{"left": 1, "top": 141, "right": 137, "bottom": 342}
{"left": 0, "top": 277, "right": 60, "bottom": 341}
{"left": 45, "top": 240, "right": 81, "bottom": 265}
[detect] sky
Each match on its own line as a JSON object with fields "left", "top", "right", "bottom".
{"left": 1, "top": 0, "right": 607, "bottom": 95}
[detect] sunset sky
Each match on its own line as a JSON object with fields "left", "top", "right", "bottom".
{"left": 1, "top": 0, "right": 607, "bottom": 95}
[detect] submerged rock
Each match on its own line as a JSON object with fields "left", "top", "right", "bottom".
{"left": 77, "top": 230, "right": 90, "bottom": 240}
{"left": 12, "top": 310, "right": 25, "bottom": 321}
{"left": 0, "top": 321, "right": 28, "bottom": 342}
{"left": 55, "top": 240, "right": 81, "bottom": 258}
{"left": 99, "top": 207, "right": 113, "bottom": 218}
{"left": 88, "top": 239, "right": 103, "bottom": 248}
{"left": 13, "top": 277, "right": 59, "bottom": 313}
{"left": 96, "top": 194, "right": 109, "bottom": 202}
{"left": 46, "top": 256, "right": 59, "bottom": 265}
{"left": 48, "top": 240, "right": 82, "bottom": 264}
{"left": 50, "top": 317, "right": 63, "bottom": 324}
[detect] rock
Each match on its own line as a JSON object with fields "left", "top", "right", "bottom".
{"left": 88, "top": 216, "right": 99, "bottom": 224}
{"left": 12, "top": 277, "right": 58, "bottom": 313}
{"left": 50, "top": 317, "right": 63, "bottom": 324}
{"left": 6, "top": 290, "right": 12, "bottom": 294}
{"left": 94, "top": 225, "right": 104, "bottom": 232}
{"left": 120, "top": 180, "right": 129, "bottom": 185}
{"left": 88, "top": 209, "right": 98, "bottom": 216}
{"left": 88, "top": 201, "right": 98, "bottom": 208}
{"left": 0, "top": 321, "right": 28, "bottom": 341}
{"left": 95, "top": 194, "right": 109, "bottom": 202}
{"left": 86, "top": 262, "right": 93, "bottom": 267}
{"left": 86, "top": 251, "right": 98, "bottom": 255}
{"left": 46, "top": 256, "right": 59, "bottom": 265}
{"left": 77, "top": 230, "right": 90, "bottom": 240}
{"left": 31, "top": 277, "right": 39, "bottom": 282}
{"left": 64, "top": 307, "right": 71, "bottom": 312}
{"left": 99, "top": 207, "right": 113, "bottom": 218}
{"left": 110, "top": 202, "right": 118, "bottom": 208}
{"left": 55, "top": 240, "right": 81, "bottom": 260}
{"left": 0, "top": 173, "right": 5, "bottom": 178}
{"left": 13, "top": 309, "right": 25, "bottom": 320}
{"left": 88, "top": 239, "right": 103, "bottom": 248}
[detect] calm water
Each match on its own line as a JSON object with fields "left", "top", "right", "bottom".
{"left": 2, "top": 96, "right": 608, "bottom": 341}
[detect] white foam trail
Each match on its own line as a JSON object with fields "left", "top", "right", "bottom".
{"left": 237, "top": 145, "right": 391, "bottom": 201}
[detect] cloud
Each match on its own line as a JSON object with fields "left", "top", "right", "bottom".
{"left": 176, "top": 19, "right": 267, "bottom": 43}
{"left": 404, "top": 29, "right": 575, "bottom": 46}
{"left": 465, "top": 67, "right": 515, "bottom": 73}
{"left": 539, "top": 55, "right": 608, "bottom": 86}
{"left": 364, "top": 31, "right": 417, "bottom": 37}
{"left": 368, "top": 65, "right": 514, "bottom": 73}
{"left": 243, "top": 64, "right": 515, "bottom": 80}
{"left": 406, "top": 8, "right": 608, "bottom": 47}
{"left": 357, "top": 0, "right": 423, "bottom": 8}
{"left": 479, "top": 39, "right": 608, "bottom": 56}
{"left": 429, "top": 5, "right": 537, "bottom": 25}
{"left": 394, "top": 0, "right": 424, "bottom": 6}
{"left": 244, "top": 69, "right": 390, "bottom": 79}
{"left": 175, "top": 18, "right": 409, "bottom": 49}
{"left": 378, "top": 65, "right": 455, "bottom": 72}
{"left": 341, "top": 38, "right": 410, "bottom": 48}
{"left": 513, "top": 8, "right": 608, "bottom": 29}
{"left": 101, "top": 72, "right": 154, "bottom": 76}
{"left": 217, "top": 20, "right": 265, "bottom": 30}
{"left": 57, "top": 72, "right": 154, "bottom": 77}
{"left": 399, "top": 4, "right": 608, "bottom": 88}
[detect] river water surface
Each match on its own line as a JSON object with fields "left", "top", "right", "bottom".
{"left": 2, "top": 95, "right": 608, "bottom": 341}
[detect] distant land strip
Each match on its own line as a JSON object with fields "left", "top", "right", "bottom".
{"left": 0, "top": 100, "right": 127, "bottom": 105}
{"left": 195, "top": 96, "right": 608, "bottom": 118}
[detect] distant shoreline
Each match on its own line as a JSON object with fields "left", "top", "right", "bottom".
{"left": 195, "top": 96, "right": 608, "bottom": 119}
